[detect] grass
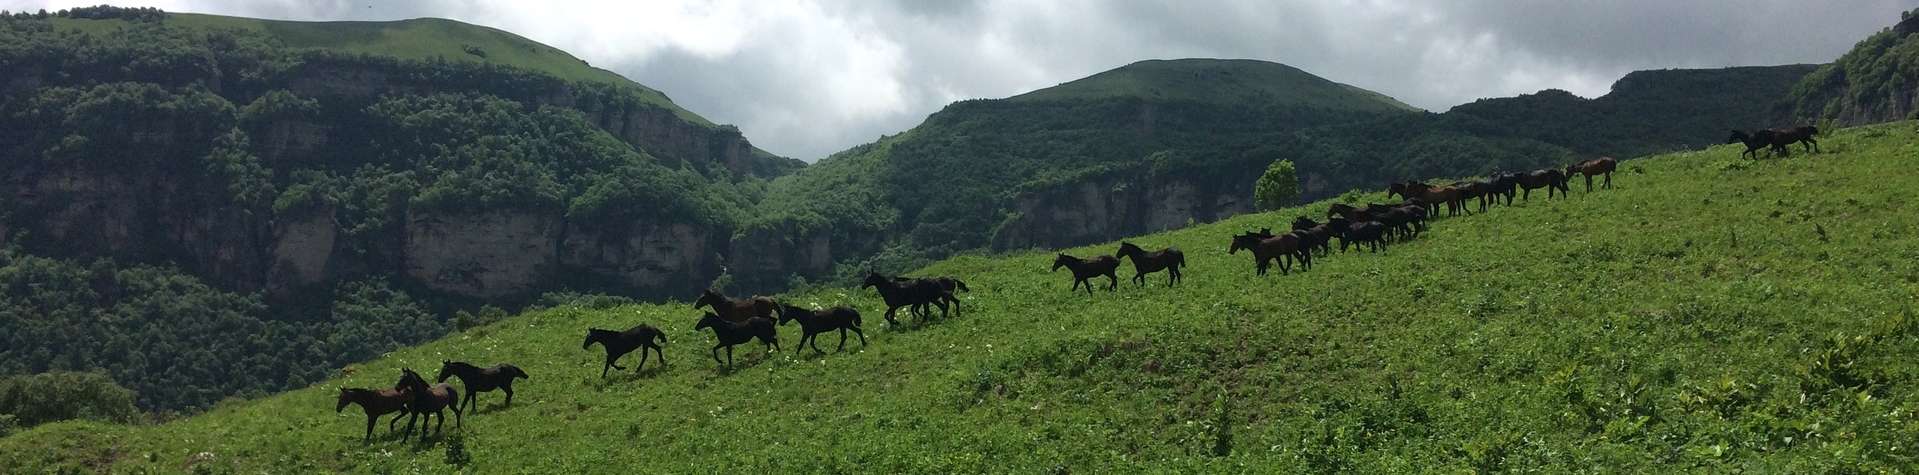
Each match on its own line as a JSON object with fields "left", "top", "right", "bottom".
{"left": 5, "top": 123, "right": 1919, "bottom": 472}
{"left": 48, "top": 13, "right": 716, "bottom": 127}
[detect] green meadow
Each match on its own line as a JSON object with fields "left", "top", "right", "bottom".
{"left": 5, "top": 123, "right": 1918, "bottom": 472}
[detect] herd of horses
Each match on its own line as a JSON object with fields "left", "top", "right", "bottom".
{"left": 335, "top": 126, "right": 1821, "bottom": 441}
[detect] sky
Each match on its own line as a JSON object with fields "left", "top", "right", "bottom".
{"left": 7, "top": 1, "right": 1916, "bottom": 160}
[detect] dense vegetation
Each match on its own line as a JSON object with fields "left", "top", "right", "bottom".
{"left": 1787, "top": 7, "right": 1919, "bottom": 124}
{"left": 0, "top": 371, "right": 141, "bottom": 437}
{"left": 0, "top": 8, "right": 778, "bottom": 413}
{"left": 4, "top": 123, "right": 1915, "bottom": 472}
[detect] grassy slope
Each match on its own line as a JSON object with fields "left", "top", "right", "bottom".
{"left": 7, "top": 124, "right": 1919, "bottom": 472}
{"left": 50, "top": 13, "right": 715, "bottom": 127}
{"left": 1012, "top": 58, "right": 1422, "bottom": 113}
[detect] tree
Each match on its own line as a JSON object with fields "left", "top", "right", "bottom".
{"left": 1253, "top": 159, "right": 1300, "bottom": 211}
{"left": 0, "top": 371, "right": 141, "bottom": 429}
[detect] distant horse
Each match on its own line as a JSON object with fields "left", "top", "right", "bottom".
{"left": 1328, "top": 217, "right": 1387, "bottom": 253}
{"left": 693, "top": 289, "right": 777, "bottom": 323}
{"left": 694, "top": 312, "right": 780, "bottom": 369}
{"left": 1290, "top": 217, "right": 1335, "bottom": 257}
{"left": 1114, "top": 241, "right": 1185, "bottom": 286}
{"left": 1373, "top": 206, "right": 1422, "bottom": 242}
{"left": 862, "top": 272, "right": 956, "bottom": 325}
{"left": 1565, "top": 157, "right": 1618, "bottom": 191}
{"left": 395, "top": 368, "right": 461, "bottom": 441}
{"left": 336, "top": 387, "right": 412, "bottom": 441}
{"left": 776, "top": 303, "right": 866, "bottom": 355}
{"left": 436, "top": 361, "right": 528, "bottom": 410}
{"left": 1052, "top": 253, "right": 1121, "bottom": 294}
{"left": 894, "top": 276, "right": 967, "bottom": 318}
{"left": 1486, "top": 172, "right": 1521, "bottom": 206}
{"left": 1514, "top": 169, "right": 1570, "bottom": 200}
{"left": 1727, "top": 129, "right": 1776, "bottom": 159}
{"left": 1452, "top": 179, "right": 1494, "bottom": 212}
{"left": 1399, "top": 182, "right": 1468, "bottom": 217}
{"left": 582, "top": 325, "right": 667, "bottom": 377}
{"left": 1766, "top": 126, "right": 1819, "bottom": 155}
{"left": 1228, "top": 230, "right": 1309, "bottom": 276}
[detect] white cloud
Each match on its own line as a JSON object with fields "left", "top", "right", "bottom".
{"left": 5, "top": 0, "right": 1914, "bottom": 159}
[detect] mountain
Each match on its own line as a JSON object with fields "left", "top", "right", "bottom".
{"left": 727, "top": 59, "right": 1816, "bottom": 293}
{"left": 7, "top": 121, "right": 1916, "bottom": 472}
{"left": 1786, "top": 7, "right": 1919, "bottom": 124}
{"left": 0, "top": 6, "right": 794, "bottom": 412}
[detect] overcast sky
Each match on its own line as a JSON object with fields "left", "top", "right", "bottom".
{"left": 8, "top": 1, "right": 1916, "bottom": 160}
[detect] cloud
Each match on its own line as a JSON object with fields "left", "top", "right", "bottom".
{"left": 7, "top": 0, "right": 1916, "bottom": 160}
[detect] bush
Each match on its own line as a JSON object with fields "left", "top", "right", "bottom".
{"left": 1253, "top": 159, "right": 1300, "bottom": 211}
{"left": 0, "top": 371, "right": 140, "bottom": 429}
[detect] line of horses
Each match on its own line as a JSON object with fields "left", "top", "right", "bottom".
{"left": 335, "top": 363, "right": 527, "bottom": 441}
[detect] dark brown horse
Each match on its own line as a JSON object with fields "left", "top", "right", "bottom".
{"left": 336, "top": 387, "right": 412, "bottom": 441}
{"left": 693, "top": 289, "right": 777, "bottom": 323}
{"left": 862, "top": 272, "right": 956, "bottom": 325}
{"left": 1327, "top": 217, "right": 1387, "bottom": 253}
{"left": 1398, "top": 181, "right": 1468, "bottom": 217}
{"left": 1487, "top": 172, "right": 1520, "bottom": 206}
{"left": 694, "top": 312, "right": 779, "bottom": 369}
{"left": 776, "top": 303, "right": 866, "bottom": 355}
{"left": 1052, "top": 253, "right": 1121, "bottom": 295}
{"left": 1228, "top": 230, "right": 1309, "bottom": 276}
{"left": 583, "top": 325, "right": 667, "bottom": 377}
{"left": 1565, "top": 157, "right": 1618, "bottom": 191}
{"left": 1290, "top": 217, "right": 1335, "bottom": 257}
{"left": 1514, "top": 169, "right": 1570, "bottom": 200}
{"left": 436, "top": 361, "right": 527, "bottom": 411}
{"left": 1114, "top": 241, "right": 1185, "bottom": 286}
{"left": 1727, "top": 129, "right": 1776, "bottom": 159}
{"left": 894, "top": 276, "right": 967, "bottom": 318}
{"left": 395, "top": 368, "right": 461, "bottom": 441}
{"left": 1766, "top": 125, "right": 1819, "bottom": 155}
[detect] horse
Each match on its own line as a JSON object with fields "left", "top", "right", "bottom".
{"left": 395, "top": 368, "right": 461, "bottom": 441}
{"left": 862, "top": 272, "right": 955, "bottom": 325}
{"left": 1487, "top": 172, "right": 1520, "bottom": 206}
{"left": 1372, "top": 206, "right": 1422, "bottom": 242}
{"left": 1514, "top": 169, "right": 1570, "bottom": 200}
{"left": 894, "top": 276, "right": 967, "bottom": 318}
{"left": 694, "top": 312, "right": 780, "bottom": 369}
{"left": 436, "top": 361, "right": 527, "bottom": 411}
{"left": 1051, "top": 253, "right": 1121, "bottom": 295}
{"left": 1766, "top": 126, "right": 1819, "bottom": 155}
{"left": 1565, "top": 157, "right": 1618, "bottom": 192}
{"left": 1399, "top": 182, "right": 1468, "bottom": 217}
{"left": 1228, "top": 230, "right": 1309, "bottom": 276}
{"left": 692, "top": 289, "right": 777, "bottom": 323}
{"left": 1328, "top": 217, "right": 1387, "bottom": 253}
{"left": 1290, "top": 217, "right": 1335, "bottom": 257}
{"left": 776, "top": 303, "right": 866, "bottom": 355}
{"left": 1452, "top": 179, "right": 1494, "bottom": 212}
{"left": 1727, "top": 129, "right": 1776, "bottom": 159}
{"left": 1114, "top": 241, "right": 1185, "bottom": 286}
{"left": 336, "top": 387, "right": 412, "bottom": 441}
{"left": 582, "top": 325, "right": 667, "bottom": 377}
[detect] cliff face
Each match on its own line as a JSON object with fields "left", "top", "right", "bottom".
{"left": 991, "top": 173, "right": 1249, "bottom": 251}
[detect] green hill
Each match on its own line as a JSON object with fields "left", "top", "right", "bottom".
{"left": 8, "top": 122, "right": 1915, "bottom": 472}
{"left": 1787, "top": 7, "right": 1919, "bottom": 124}
{"left": 1011, "top": 58, "right": 1420, "bottom": 113}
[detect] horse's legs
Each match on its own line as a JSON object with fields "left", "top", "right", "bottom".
{"left": 1585, "top": 175, "right": 1593, "bottom": 192}
{"left": 364, "top": 414, "right": 377, "bottom": 442}
{"left": 654, "top": 346, "right": 667, "bottom": 368}
{"left": 836, "top": 328, "right": 848, "bottom": 351}
{"left": 711, "top": 345, "right": 725, "bottom": 367}
{"left": 1522, "top": 188, "right": 1531, "bottom": 200}
{"left": 503, "top": 385, "right": 514, "bottom": 405}
{"left": 1106, "top": 272, "right": 1118, "bottom": 291}
{"left": 883, "top": 306, "right": 900, "bottom": 326}
{"left": 811, "top": 332, "right": 825, "bottom": 354}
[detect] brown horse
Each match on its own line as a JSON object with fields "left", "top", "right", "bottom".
{"left": 776, "top": 303, "right": 866, "bottom": 355}
{"left": 1228, "top": 230, "right": 1309, "bottom": 276}
{"left": 1514, "top": 169, "right": 1570, "bottom": 200}
{"left": 1398, "top": 181, "right": 1468, "bottom": 217}
{"left": 583, "top": 325, "right": 667, "bottom": 377}
{"left": 395, "top": 368, "right": 461, "bottom": 441}
{"left": 862, "top": 272, "right": 956, "bottom": 325}
{"left": 1726, "top": 129, "right": 1776, "bottom": 159}
{"left": 693, "top": 289, "right": 777, "bottom": 323}
{"left": 436, "top": 361, "right": 527, "bottom": 411}
{"left": 1766, "top": 126, "right": 1819, "bottom": 155}
{"left": 694, "top": 312, "right": 780, "bottom": 369}
{"left": 1114, "top": 241, "right": 1185, "bottom": 286}
{"left": 1327, "top": 217, "right": 1388, "bottom": 253}
{"left": 336, "top": 387, "right": 412, "bottom": 441}
{"left": 1052, "top": 253, "right": 1121, "bottom": 295}
{"left": 893, "top": 276, "right": 967, "bottom": 318}
{"left": 1565, "top": 157, "right": 1618, "bottom": 191}
{"left": 1290, "top": 217, "right": 1335, "bottom": 257}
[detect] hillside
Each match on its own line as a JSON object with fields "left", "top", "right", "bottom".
{"left": 7, "top": 122, "right": 1915, "bottom": 472}
{"left": 1011, "top": 58, "right": 1420, "bottom": 113}
{"left": 1787, "top": 7, "right": 1919, "bottom": 124}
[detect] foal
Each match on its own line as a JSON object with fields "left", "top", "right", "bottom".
{"left": 1114, "top": 241, "right": 1185, "bottom": 286}
{"left": 695, "top": 312, "right": 780, "bottom": 369}
{"left": 776, "top": 303, "right": 866, "bottom": 355}
{"left": 1051, "top": 253, "right": 1121, "bottom": 295}
{"left": 395, "top": 368, "right": 461, "bottom": 441}
{"left": 583, "top": 325, "right": 667, "bottom": 377}
{"left": 336, "top": 387, "right": 412, "bottom": 441}
{"left": 436, "top": 361, "right": 528, "bottom": 410}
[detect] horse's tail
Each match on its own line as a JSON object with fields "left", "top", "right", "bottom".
{"left": 848, "top": 308, "right": 863, "bottom": 328}
{"left": 1174, "top": 250, "right": 1186, "bottom": 269}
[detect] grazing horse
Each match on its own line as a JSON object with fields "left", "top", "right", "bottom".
{"left": 1052, "top": 253, "right": 1121, "bottom": 295}
{"left": 395, "top": 368, "right": 461, "bottom": 441}
{"left": 1766, "top": 126, "right": 1819, "bottom": 155}
{"left": 692, "top": 289, "right": 777, "bottom": 323}
{"left": 1114, "top": 241, "right": 1185, "bottom": 286}
{"left": 894, "top": 276, "right": 967, "bottom": 318}
{"left": 582, "top": 325, "right": 667, "bottom": 377}
{"left": 1727, "top": 129, "right": 1776, "bottom": 159}
{"left": 776, "top": 303, "right": 866, "bottom": 355}
{"left": 1328, "top": 217, "right": 1388, "bottom": 253}
{"left": 1228, "top": 230, "right": 1310, "bottom": 276}
{"left": 694, "top": 312, "right": 779, "bottom": 369}
{"left": 436, "top": 361, "right": 528, "bottom": 410}
{"left": 336, "top": 387, "right": 412, "bottom": 441}
{"left": 1514, "top": 169, "right": 1570, "bottom": 200}
{"left": 1565, "top": 157, "right": 1618, "bottom": 192}
{"left": 862, "top": 272, "right": 955, "bottom": 325}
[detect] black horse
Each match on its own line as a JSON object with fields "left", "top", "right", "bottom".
{"left": 1052, "top": 253, "right": 1121, "bottom": 295}
{"left": 894, "top": 275, "right": 967, "bottom": 318}
{"left": 1290, "top": 217, "right": 1335, "bottom": 257}
{"left": 1515, "top": 169, "right": 1570, "bottom": 200}
{"left": 1114, "top": 241, "right": 1185, "bottom": 286}
{"left": 582, "top": 325, "right": 667, "bottom": 377}
{"left": 776, "top": 303, "right": 867, "bottom": 355}
{"left": 1727, "top": 129, "right": 1776, "bottom": 159}
{"left": 862, "top": 272, "right": 956, "bottom": 325}
{"left": 436, "top": 361, "right": 527, "bottom": 411}
{"left": 1328, "top": 217, "right": 1387, "bottom": 253}
{"left": 694, "top": 312, "right": 780, "bottom": 369}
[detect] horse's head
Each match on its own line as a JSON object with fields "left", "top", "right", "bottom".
{"left": 1051, "top": 254, "right": 1072, "bottom": 272}
{"left": 1228, "top": 233, "right": 1261, "bottom": 255}
{"left": 693, "top": 289, "right": 722, "bottom": 309}
{"left": 435, "top": 361, "right": 460, "bottom": 383}
{"left": 1726, "top": 130, "right": 1746, "bottom": 143}
{"left": 861, "top": 272, "right": 886, "bottom": 289}
{"left": 583, "top": 329, "right": 606, "bottom": 350}
{"left": 508, "top": 366, "right": 529, "bottom": 380}
{"left": 336, "top": 388, "right": 353, "bottom": 412}
{"left": 1291, "top": 216, "right": 1318, "bottom": 231}
{"left": 694, "top": 312, "right": 724, "bottom": 332}
{"left": 776, "top": 304, "right": 805, "bottom": 325}
{"left": 396, "top": 368, "right": 425, "bottom": 392}
{"left": 1115, "top": 242, "right": 1140, "bottom": 258}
